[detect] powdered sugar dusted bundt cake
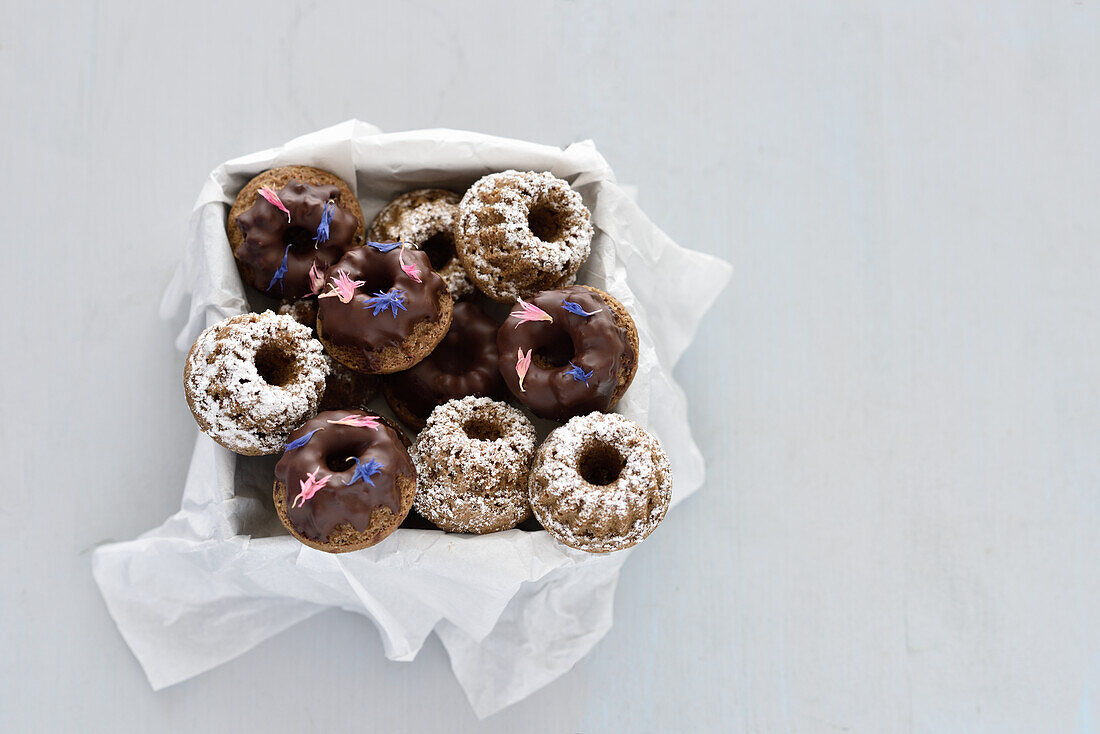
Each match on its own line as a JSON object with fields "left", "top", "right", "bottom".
{"left": 183, "top": 311, "right": 329, "bottom": 455}
{"left": 411, "top": 396, "right": 537, "bottom": 534}
{"left": 529, "top": 412, "right": 671, "bottom": 553}
{"left": 455, "top": 170, "right": 592, "bottom": 302}
{"left": 369, "top": 189, "right": 474, "bottom": 298}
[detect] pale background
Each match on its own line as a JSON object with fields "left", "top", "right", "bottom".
{"left": 2, "top": 1, "right": 1099, "bottom": 732}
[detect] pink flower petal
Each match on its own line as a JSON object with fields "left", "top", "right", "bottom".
{"left": 398, "top": 246, "right": 422, "bottom": 284}
{"left": 326, "top": 414, "right": 381, "bottom": 429}
{"left": 291, "top": 468, "right": 330, "bottom": 508}
{"left": 308, "top": 261, "right": 326, "bottom": 296}
{"left": 318, "top": 270, "right": 365, "bottom": 304}
{"left": 258, "top": 185, "right": 292, "bottom": 222}
{"left": 510, "top": 298, "right": 553, "bottom": 328}
{"left": 516, "top": 348, "right": 532, "bottom": 392}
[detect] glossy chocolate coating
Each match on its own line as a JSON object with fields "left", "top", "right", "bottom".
{"left": 497, "top": 287, "right": 634, "bottom": 421}
{"left": 385, "top": 301, "right": 507, "bottom": 424}
{"left": 316, "top": 244, "right": 446, "bottom": 351}
{"left": 234, "top": 180, "right": 360, "bottom": 298}
{"left": 274, "top": 410, "right": 415, "bottom": 542}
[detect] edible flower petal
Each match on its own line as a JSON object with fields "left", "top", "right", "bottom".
{"left": 398, "top": 246, "right": 422, "bottom": 283}
{"left": 326, "top": 414, "right": 381, "bottom": 429}
{"left": 313, "top": 199, "right": 335, "bottom": 245}
{"left": 367, "top": 240, "right": 402, "bottom": 253}
{"left": 258, "top": 185, "right": 291, "bottom": 222}
{"left": 291, "top": 468, "right": 330, "bottom": 508}
{"left": 363, "top": 288, "right": 408, "bottom": 317}
{"left": 284, "top": 427, "right": 324, "bottom": 452}
{"left": 268, "top": 244, "right": 291, "bottom": 293}
{"left": 564, "top": 361, "right": 593, "bottom": 387}
{"left": 561, "top": 299, "right": 603, "bottom": 317}
{"left": 516, "top": 348, "right": 532, "bottom": 392}
{"left": 346, "top": 456, "right": 384, "bottom": 487}
{"left": 318, "top": 270, "right": 365, "bottom": 304}
{"left": 510, "top": 298, "right": 553, "bottom": 328}
{"left": 308, "top": 260, "right": 326, "bottom": 296}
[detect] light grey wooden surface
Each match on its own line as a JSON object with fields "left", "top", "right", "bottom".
{"left": 3, "top": 1, "right": 1099, "bottom": 732}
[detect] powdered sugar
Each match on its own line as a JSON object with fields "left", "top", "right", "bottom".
{"left": 277, "top": 298, "right": 318, "bottom": 328}
{"left": 184, "top": 311, "right": 329, "bottom": 455}
{"left": 455, "top": 170, "right": 593, "bottom": 302}
{"left": 368, "top": 189, "right": 475, "bottom": 297}
{"left": 411, "top": 396, "right": 537, "bottom": 534}
{"left": 529, "top": 411, "right": 672, "bottom": 553}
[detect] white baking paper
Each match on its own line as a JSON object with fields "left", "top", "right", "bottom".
{"left": 91, "top": 120, "right": 731, "bottom": 718}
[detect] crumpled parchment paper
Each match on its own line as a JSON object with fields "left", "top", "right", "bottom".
{"left": 92, "top": 120, "right": 731, "bottom": 718}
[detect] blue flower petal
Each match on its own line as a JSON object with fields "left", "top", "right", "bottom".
{"left": 313, "top": 200, "right": 335, "bottom": 244}
{"left": 562, "top": 299, "right": 600, "bottom": 317}
{"left": 363, "top": 288, "right": 408, "bottom": 317}
{"left": 268, "top": 244, "right": 291, "bottom": 293}
{"left": 565, "top": 361, "right": 594, "bottom": 387}
{"left": 284, "top": 427, "right": 323, "bottom": 452}
{"left": 347, "top": 457, "right": 384, "bottom": 487}
{"left": 367, "top": 240, "right": 402, "bottom": 253}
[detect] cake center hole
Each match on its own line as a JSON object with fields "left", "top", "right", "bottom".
{"left": 282, "top": 226, "right": 316, "bottom": 254}
{"left": 533, "top": 332, "right": 575, "bottom": 369}
{"left": 578, "top": 442, "right": 625, "bottom": 486}
{"left": 325, "top": 455, "right": 355, "bottom": 472}
{"left": 528, "top": 204, "right": 564, "bottom": 242}
{"left": 463, "top": 417, "right": 503, "bottom": 441}
{"left": 420, "top": 232, "right": 455, "bottom": 270}
{"left": 254, "top": 343, "right": 296, "bottom": 386}
{"left": 359, "top": 273, "right": 394, "bottom": 297}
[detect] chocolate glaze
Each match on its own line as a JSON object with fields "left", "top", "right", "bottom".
{"left": 497, "top": 286, "right": 635, "bottom": 421}
{"left": 235, "top": 180, "right": 360, "bottom": 298}
{"left": 316, "top": 244, "right": 447, "bottom": 352}
{"left": 274, "top": 409, "right": 415, "bottom": 542}
{"left": 385, "top": 301, "right": 507, "bottom": 424}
